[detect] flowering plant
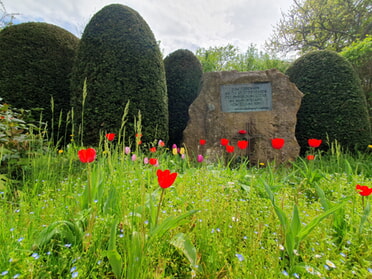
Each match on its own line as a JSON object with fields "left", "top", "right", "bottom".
{"left": 308, "top": 139, "right": 322, "bottom": 148}
{"left": 78, "top": 148, "right": 97, "bottom": 163}
{"left": 105, "top": 133, "right": 115, "bottom": 141}
{"left": 271, "top": 138, "right": 285, "bottom": 150}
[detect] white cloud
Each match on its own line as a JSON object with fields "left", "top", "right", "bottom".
{"left": 5, "top": 0, "right": 293, "bottom": 55}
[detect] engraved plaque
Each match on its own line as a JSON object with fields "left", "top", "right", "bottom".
{"left": 221, "top": 82, "right": 272, "bottom": 112}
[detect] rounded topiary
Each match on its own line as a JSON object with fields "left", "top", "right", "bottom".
{"left": 164, "top": 49, "right": 202, "bottom": 146}
{"left": 0, "top": 22, "right": 79, "bottom": 139}
{"left": 286, "top": 50, "right": 371, "bottom": 152}
{"left": 70, "top": 4, "right": 168, "bottom": 145}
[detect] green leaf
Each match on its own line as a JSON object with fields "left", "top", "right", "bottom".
{"left": 148, "top": 209, "right": 199, "bottom": 246}
{"left": 170, "top": 233, "right": 199, "bottom": 269}
{"left": 297, "top": 202, "right": 345, "bottom": 242}
{"left": 359, "top": 202, "right": 371, "bottom": 234}
{"left": 290, "top": 205, "right": 301, "bottom": 238}
{"left": 106, "top": 250, "right": 122, "bottom": 278}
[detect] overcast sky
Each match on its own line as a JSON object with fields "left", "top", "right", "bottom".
{"left": 5, "top": 0, "right": 293, "bottom": 56}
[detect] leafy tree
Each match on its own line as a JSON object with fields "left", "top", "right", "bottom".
{"left": 164, "top": 49, "right": 202, "bottom": 146}
{"left": 267, "top": 0, "right": 371, "bottom": 55}
{"left": 286, "top": 50, "right": 371, "bottom": 152}
{"left": 341, "top": 36, "right": 372, "bottom": 116}
{"left": 0, "top": 1, "right": 18, "bottom": 29}
{"left": 0, "top": 22, "right": 79, "bottom": 142}
{"left": 70, "top": 4, "right": 168, "bottom": 145}
{"left": 196, "top": 44, "right": 289, "bottom": 73}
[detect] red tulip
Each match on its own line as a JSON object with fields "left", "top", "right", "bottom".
{"left": 199, "top": 139, "right": 206, "bottom": 145}
{"left": 308, "top": 139, "right": 322, "bottom": 148}
{"left": 356, "top": 184, "right": 372, "bottom": 196}
{"left": 226, "top": 145, "right": 235, "bottom": 153}
{"left": 105, "top": 133, "right": 115, "bottom": 141}
{"left": 157, "top": 169, "right": 178, "bottom": 189}
{"left": 237, "top": 140, "right": 249, "bottom": 149}
{"left": 271, "top": 138, "right": 285, "bottom": 149}
{"left": 307, "top": 155, "right": 315, "bottom": 160}
{"left": 78, "top": 148, "right": 97, "bottom": 163}
{"left": 220, "top": 138, "right": 229, "bottom": 146}
{"left": 149, "top": 158, "right": 158, "bottom": 166}
{"left": 158, "top": 140, "right": 165, "bottom": 147}
{"left": 238, "top": 130, "right": 247, "bottom": 135}
{"left": 149, "top": 147, "right": 157, "bottom": 153}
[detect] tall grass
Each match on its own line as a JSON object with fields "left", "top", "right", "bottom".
{"left": 0, "top": 123, "right": 371, "bottom": 278}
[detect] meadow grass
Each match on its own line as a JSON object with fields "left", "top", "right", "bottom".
{"left": 0, "top": 137, "right": 371, "bottom": 279}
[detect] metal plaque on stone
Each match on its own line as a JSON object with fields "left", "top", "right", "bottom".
{"left": 220, "top": 82, "right": 272, "bottom": 112}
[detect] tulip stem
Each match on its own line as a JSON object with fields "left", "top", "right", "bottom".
{"left": 87, "top": 163, "right": 92, "bottom": 207}
{"left": 155, "top": 188, "right": 166, "bottom": 226}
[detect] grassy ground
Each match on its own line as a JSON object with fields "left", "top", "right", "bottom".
{"left": 0, "top": 139, "right": 371, "bottom": 278}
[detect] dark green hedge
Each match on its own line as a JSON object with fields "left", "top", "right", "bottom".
{"left": 286, "top": 50, "right": 371, "bottom": 152}
{"left": 0, "top": 22, "right": 79, "bottom": 139}
{"left": 70, "top": 4, "right": 168, "bottom": 145}
{"left": 164, "top": 49, "right": 202, "bottom": 146}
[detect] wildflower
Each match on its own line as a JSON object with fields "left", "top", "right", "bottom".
{"left": 199, "top": 139, "right": 206, "bottom": 145}
{"left": 78, "top": 148, "right": 96, "bottom": 163}
{"left": 149, "top": 147, "right": 157, "bottom": 153}
{"left": 105, "top": 133, "right": 115, "bottom": 141}
{"left": 356, "top": 184, "right": 372, "bottom": 196}
{"left": 226, "top": 145, "right": 234, "bottom": 153}
{"left": 72, "top": 271, "right": 79, "bottom": 278}
{"left": 235, "top": 253, "right": 244, "bottom": 261}
{"left": 238, "top": 130, "right": 247, "bottom": 135}
{"left": 131, "top": 154, "right": 137, "bottom": 161}
{"left": 149, "top": 158, "right": 158, "bottom": 166}
{"left": 181, "top": 154, "right": 186, "bottom": 159}
{"left": 197, "top": 154, "right": 204, "bottom": 163}
{"left": 325, "top": 260, "right": 336, "bottom": 268}
{"left": 307, "top": 155, "right": 315, "bottom": 160}
{"left": 158, "top": 140, "right": 165, "bottom": 147}
{"left": 368, "top": 145, "right": 372, "bottom": 148}
{"left": 31, "top": 253, "right": 40, "bottom": 259}
{"left": 271, "top": 138, "right": 285, "bottom": 149}
{"left": 125, "top": 146, "right": 131, "bottom": 154}
{"left": 281, "top": 270, "right": 289, "bottom": 276}
{"left": 220, "top": 138, "right": 229, "bottom": 146}
{"left": 237, "top": 140, "right": 248, "bottom": 149}
{"left": 156, "top": 169, "right": 178, "bottom": 189}
{"left": 58, "top": 150, "right": 63, "bottom": 154}
{"left": 308, "top": 138, "right": 322, "bottom": 148}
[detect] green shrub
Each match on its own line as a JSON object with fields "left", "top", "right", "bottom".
{"left": 0, "top": 22, "right": 79, "bottom": 143}
{"left": 164, "top": 49, "right": 202, "bottom": 146}
{"left": 286, "top": 50, "right": 371, "bottom": 152}
{"left": 70, "top": 4, "right": 168, "bottom": 145}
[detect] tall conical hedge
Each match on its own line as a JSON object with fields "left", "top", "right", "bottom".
{"left": 286, "top": 50, "right": 371, "bottom": 152}
{"left": 0, "top": 22, "right": 79, "bottom": 138}
{"left": 70, "top": 4, "right": 168, "bottom": 145}
{"left": 164, "top": 49, "right": 202, "bottom": 146}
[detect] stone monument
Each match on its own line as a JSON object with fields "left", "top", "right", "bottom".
{"left": 182, "top": 69, "right": 303, "bottom": 164}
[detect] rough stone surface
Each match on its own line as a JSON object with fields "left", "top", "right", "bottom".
{"left": 182, "top": 69, "right": 304, "bottom": 164}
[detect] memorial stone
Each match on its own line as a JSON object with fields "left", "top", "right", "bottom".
{"left": 182, "top": 69, "right": 303, "bottom": 164}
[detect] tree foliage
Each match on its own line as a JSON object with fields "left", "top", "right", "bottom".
{"left": 267, "top": 0, "right": 371, "bottom": 54}
{"left": 0, "top": 22, "right": 79, "bottom": 141}
{"left": 341, "top": 36, "right": 372, "bottom": 115}
{"left": 70, "top": 4, "right": 168, "bottom": 145}
{"left": 286, "top": 50, "right": 371, "bottom": 152}
{"left": 0, "top": 1, "right": 18, "bottom": 29}
{"left": 164, "top": 49, "right": 202, "bottom": 146}
{"left": 196, "top": 44, "right": 289, "bottom": 73}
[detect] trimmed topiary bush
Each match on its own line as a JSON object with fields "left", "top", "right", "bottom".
{"left": 164, "top": 49, "right": 202, "bottom": 146}
{"left": 286, "top": 50, "right": 371, "bottom": 152}
{"left": 70, "top": 4, "right": 168, "bottom": 145}
{"left": 0, "top": 22, "right": 79, "bottom": 141}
